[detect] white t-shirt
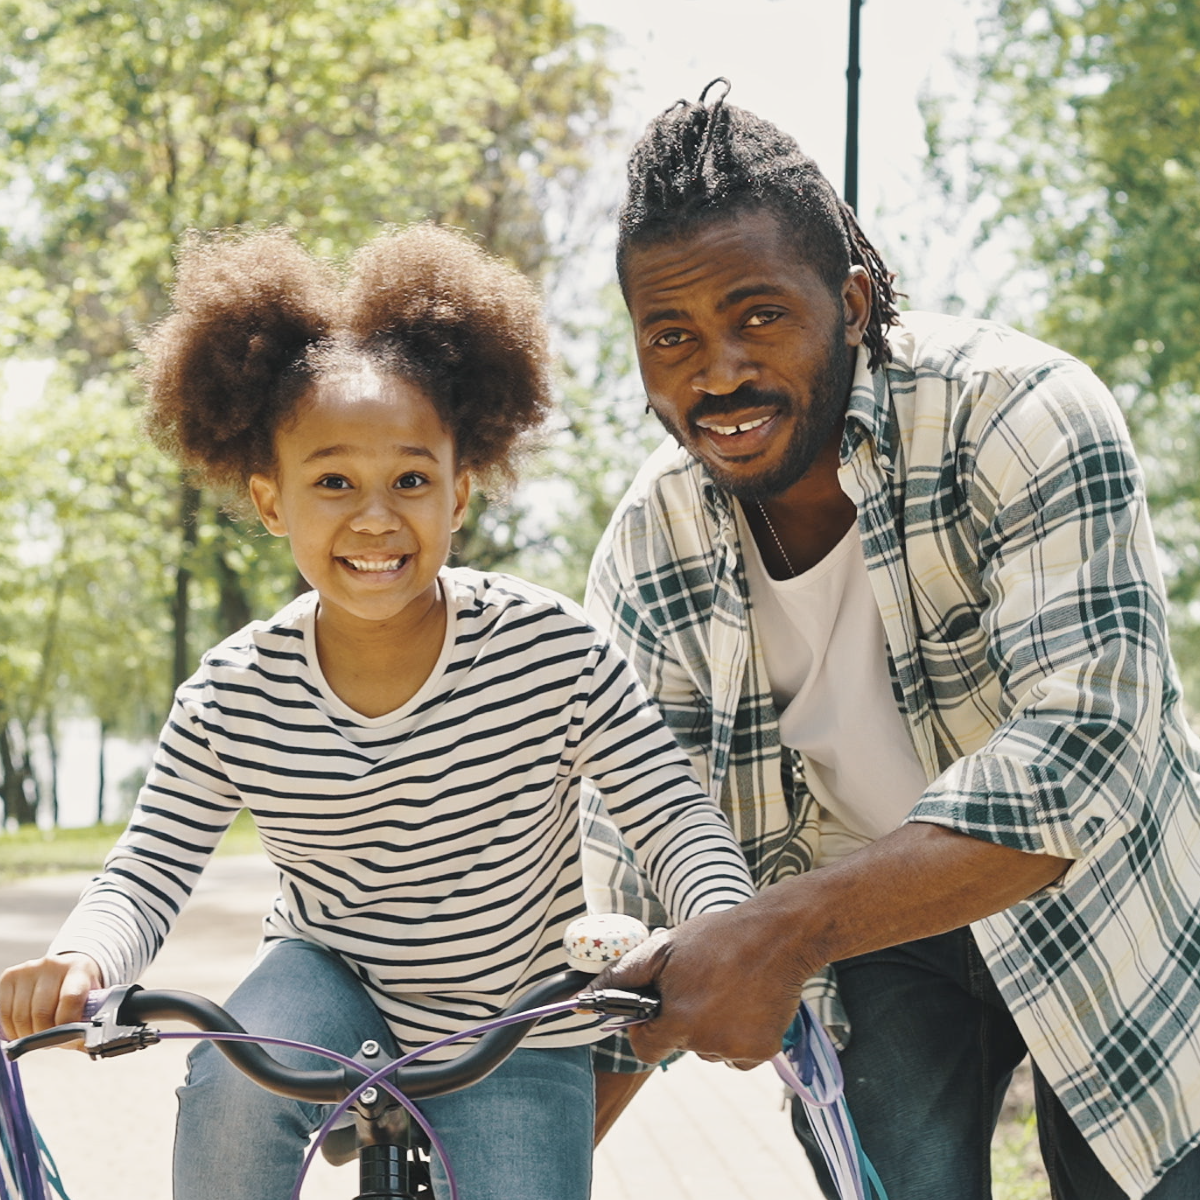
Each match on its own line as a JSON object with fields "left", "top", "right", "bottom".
{"left": 736, "top": 504, "right": 929, "bottom": 865}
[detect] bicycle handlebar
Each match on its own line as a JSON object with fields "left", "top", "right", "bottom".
{"left": 4, "top": 971, "right": 658, "bottom": 1105}
{"left": 128, "top": 970, "right": 591, "bottom": 1103}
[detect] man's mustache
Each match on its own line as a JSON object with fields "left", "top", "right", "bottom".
{"left": 685, "top": 386, "right": 792, "bottom": 426}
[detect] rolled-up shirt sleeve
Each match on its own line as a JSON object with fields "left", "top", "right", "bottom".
{"left": 905, "top": 358, "right": 1172, "bottom": 874}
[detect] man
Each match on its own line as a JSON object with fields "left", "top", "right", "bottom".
{"left": 584, "top": 81, "right": 1200, "bottom": 1199}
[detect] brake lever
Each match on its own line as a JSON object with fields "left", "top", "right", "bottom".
{"left": 5, "top": 1023, "right": 94, "bottom": 1059}
{"left": 4, "top": 984, "right": 160, "bottom": 1061}
{"left": 574, "top": 988, "right": 660, "bottom": 1021}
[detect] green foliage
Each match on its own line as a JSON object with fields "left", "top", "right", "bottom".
{"left": 990, "top": 1064, "right": 1049, "bottom": 1200}
{"left": 951, "top": 2, "right": 1200, "bottom": 392}
{"left": 924, "top": 0, "right": 1200, "bottom": 690}
{"left": 0, "top": 0, "right": 616, "bottom": 338}
{"left": 0, "top": 821, "right": 129, "bottom": 884}
{"left": 0, "top": 0, "right": 623, "bottom": 823}
{"left": 0, "top": 379, "right": 174, "bottom": 736}
{"left": 0, "top": 377, "right": 175, "bottom": 829}
{"left": 992, "top": 1107, "right": 1048, "bottom": 1200}
{"left": 518, "top": 282, "right": 662, "bottom": 601}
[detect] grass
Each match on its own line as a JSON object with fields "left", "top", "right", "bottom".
{"left": 0, "top": 809, "right": 263, "bottom": 885}
{"left": 994, "top": 1110, "right": 1050, "bottom": 1199}
{"left": 993, "top": 1062, "right": 1051, "bottom": 1199}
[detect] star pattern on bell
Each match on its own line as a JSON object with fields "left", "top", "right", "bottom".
{"left": 562, "top": 913, "right": 650, "bottom": 972}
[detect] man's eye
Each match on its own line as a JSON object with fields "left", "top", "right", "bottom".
{"left": 396, "top": 472, "right": 428, "bottom": 490}
{"left": 745, "top": 310, "right": 783, "bottom": 328}
{"left": 317, "top": 475, "right": 351, "bottom": 490}
{"left": 652, "top": 329, "right": 692, "bottom": 348}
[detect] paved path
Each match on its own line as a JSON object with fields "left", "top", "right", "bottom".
{"left": 1, "top": 856, "right": 822, "bottom": 1199}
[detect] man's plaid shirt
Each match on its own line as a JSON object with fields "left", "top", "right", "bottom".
{"left": 583, "top": 311, "right": 1200, "bottom": 1198}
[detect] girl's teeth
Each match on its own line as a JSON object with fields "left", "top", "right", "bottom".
{"left": 346, "top": 558, "right": 403, "bottom": 572}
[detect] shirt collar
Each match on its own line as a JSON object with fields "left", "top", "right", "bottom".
{"left": 842, "top": 341, "right": 897, "bottom": 469}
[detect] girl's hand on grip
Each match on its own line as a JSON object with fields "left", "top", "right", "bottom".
{"left": 1, "top": 952, "right": 103, "bottom": 1048}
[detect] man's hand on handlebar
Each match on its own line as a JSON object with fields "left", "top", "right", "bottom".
{"left": 590, "top": 905, "right": 810, "bottom": 1070}
{"left": 0, "top": 952, "right": 104, "bottom": 1049}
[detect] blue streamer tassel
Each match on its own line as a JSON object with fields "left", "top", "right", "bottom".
{"left": 773, "top": 1002, "right": 888, "bottom": 1200}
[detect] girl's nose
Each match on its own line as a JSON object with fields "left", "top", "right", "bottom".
{"left": 349, "top": 490, "right": 401, "bottom": 535}
{"left": 692, "top": 336, "right": 758, "bottom": 396}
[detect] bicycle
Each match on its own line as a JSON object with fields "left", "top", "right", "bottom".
{"left": 4, "top": 917, "right": 885, "bottom": 1200}
{"left": 2, "top": 915, "right": 658, "bottom": 1200}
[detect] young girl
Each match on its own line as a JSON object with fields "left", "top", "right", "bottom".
{"left": 0, "top": 225, "right": 755, "bottom": 1200}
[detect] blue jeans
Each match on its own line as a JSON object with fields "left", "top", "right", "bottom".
{"left": 791, "top": 927, "right": 1200, "bottom": 1200}
{"left": 173, "top": 938, "right": 594, "bottom": 1200}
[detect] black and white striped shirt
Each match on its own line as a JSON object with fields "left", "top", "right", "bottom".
{"left": 52, "top": 570, "right": 754, "bottom": 1057}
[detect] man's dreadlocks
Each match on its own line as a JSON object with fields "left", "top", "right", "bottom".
{"left": 616, "top": 79, "right": 901, "bottom": 371}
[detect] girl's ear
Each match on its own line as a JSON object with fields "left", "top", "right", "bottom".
{"left": 451, "top": 471, "right": 471, "bottom": 534}
{"left": 249, "top": 473, "right": 288, "bottom": 536}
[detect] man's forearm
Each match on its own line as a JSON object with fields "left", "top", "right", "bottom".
{"left": 761, "top": 821, "right": 1073, "bottom": 974}
{"left": 598, "top": 821, "right": 1072, "bottom": 1066}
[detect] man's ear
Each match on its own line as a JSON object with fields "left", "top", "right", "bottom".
{"left": 451, "top": 471, "right": 471, "bottom": 534}
{"left": 842, "top": 266, "right": 872, "bottom": 348}
{"left": 249, "top": 473, "right": 288, "bottom": 536}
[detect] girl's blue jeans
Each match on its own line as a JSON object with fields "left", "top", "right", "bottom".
{"left": 791, "top": 926, "right": 1200, "bottom": 1199}
{"left": 172, "top": 938, "right": 594, "bottom": 1200}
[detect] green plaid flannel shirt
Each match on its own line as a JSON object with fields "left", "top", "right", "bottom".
{"left": 583, "top": 311, "right": 1200, "bottom": 1199}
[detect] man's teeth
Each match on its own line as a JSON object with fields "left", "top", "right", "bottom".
{"left": 702, "top": 415, "right": 771, "bottom": 436}
{"left": 345, "top": 557, "right": 404, "bottom": 572}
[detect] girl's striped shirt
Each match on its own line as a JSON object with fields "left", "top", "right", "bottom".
{"left": 51, "top": 569, "right": 754, "bottom": 1058}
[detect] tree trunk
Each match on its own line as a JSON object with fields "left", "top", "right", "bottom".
{"left": 97, "top": 719, "right": 108, "bottom": 825}
{"left": 0, "top": 719, "right": 13, "bottom": 826}
{"left": 216, "top": 509, "right": 253, "bottom": 637}
{"left": 46, "top": 710, "right": 60, "bottom": 827}
{"left": 0, "top": 719, "right": 37, "bottom": 827}
{"left": 173, "top": 482, "right": 201, "bottom": 691}
{"left": 19, "top": 738, "right": 41, "bottom": 824}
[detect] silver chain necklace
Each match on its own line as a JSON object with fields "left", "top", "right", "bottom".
{"left": 757, "top": 501, "right": 796, "bottom": 577}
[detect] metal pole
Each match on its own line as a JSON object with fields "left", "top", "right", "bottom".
{"left": 845, "top": 0, "right": 862, "bottom": 210}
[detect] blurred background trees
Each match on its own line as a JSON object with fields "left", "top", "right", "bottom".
{"left": 4, "top": 0, "right": 1200, "bottom": 827}
{"left": 920, "top": 0, "right": 1200, "bottom": 690}
{"left": 0, "top": 0, "right": 657, "bottom": 825}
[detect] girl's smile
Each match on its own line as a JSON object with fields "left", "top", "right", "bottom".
{"left": 341, "top": 556, "right": 410, "bottom": 572}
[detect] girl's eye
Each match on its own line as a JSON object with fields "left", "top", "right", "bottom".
{"left": 396, "top": 472, "right": 428, "bottom": 490}
{"left": 317, "top": 475, "right": 351, "bottom": 490}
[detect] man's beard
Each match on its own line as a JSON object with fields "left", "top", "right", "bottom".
{"left": 652, "top": 334, "right": 853, "bottom": 502}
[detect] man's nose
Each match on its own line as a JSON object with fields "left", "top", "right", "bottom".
{"left": 692, "top": 336, "right": 758, "bottom": 395}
